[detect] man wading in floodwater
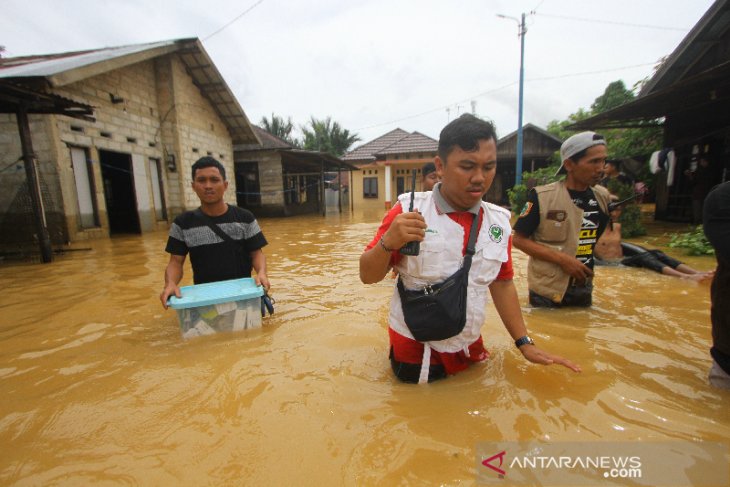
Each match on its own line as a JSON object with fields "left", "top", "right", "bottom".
{"left": 159, "top": 157, "right": 270, "bottom": 308}
{"left": 359, "top": 114, "right": 580, "bottom": 384}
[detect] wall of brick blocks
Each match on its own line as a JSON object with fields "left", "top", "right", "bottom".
{"left": 0, "top": 112, "right": 69, "bottom": 251}
{"left": 166, "top": 56, "right": 234, "bottom": 214}
{"left": 0, "top": 51, "right": 239, "bottom": 253}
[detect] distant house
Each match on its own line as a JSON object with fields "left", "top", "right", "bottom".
{"left": 571, "top": 0, "right": 730, "bottom": 222}
{"left": 234, "top": 126, "right": 357, "bottom": 217}
{"left": 490, "top": 123, "right": 563, "bottom": 205}
{"left": 0, "top": 38, "right": 260, "bottom": 255}
{"left": 345, "top": 124, "right": 560, "bottom": 209}
{"left": 344, "top": 129, "right": 438, "bottom": 211}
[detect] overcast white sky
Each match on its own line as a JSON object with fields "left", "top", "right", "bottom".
{"left": 1, "top": 0, "right": 716, "bottom": 147}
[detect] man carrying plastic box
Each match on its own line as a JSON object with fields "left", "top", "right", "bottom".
{"left": 159, "top": 157, "right": 270, "bottom": 309}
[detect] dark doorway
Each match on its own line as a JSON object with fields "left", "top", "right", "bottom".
{"left": 235, "top": 161, "right": 261, "bottom": 208}
{"left": 99, "top": 150, "right": 141, "bottom": 234}
{"left": 396, "top": 176, "right": 405, "bottom": 196}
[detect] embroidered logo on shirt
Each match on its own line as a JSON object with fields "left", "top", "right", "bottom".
{"left": 489, "top": 224, "right": 504, "bottom": 243}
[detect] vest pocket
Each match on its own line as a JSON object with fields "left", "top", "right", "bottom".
{"left": 474, "top": 241, "right": 507, "bottom": 284}
{"left": 411, "top": 235, "right": 446, "bottom": 279}
{"left": 538, "top": 218, "right": 569, "bottom": 243}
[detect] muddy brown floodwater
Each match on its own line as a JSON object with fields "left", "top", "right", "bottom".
{"left": 1, "top": 208, "right": 728, "bottom": 485}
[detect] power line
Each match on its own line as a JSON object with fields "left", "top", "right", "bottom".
{"left": 528, "top": 62, "right": 657, "bottom": 82}
{"left": 530, "top": 0, "right": 546, "bottom": 14}
{"left": 354, "top": 62, "right": 658, "bottom": 132}
{"left": 203, "top": 0, "right": 266, "bottom": 41}
{"left": 535, "top": 12, "right": 690, "bottom": 31}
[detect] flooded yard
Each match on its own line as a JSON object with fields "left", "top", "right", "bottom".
{"left": 0, "top": 209, "right": 728, "bottom": 485}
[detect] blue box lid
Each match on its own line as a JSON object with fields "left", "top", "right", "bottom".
{"left": 168, "top": 277, "right": 264, "bottom": 309}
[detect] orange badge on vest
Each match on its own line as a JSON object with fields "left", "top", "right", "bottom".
{"left": 519, "top": 202, "right": 533, "bottom": 218}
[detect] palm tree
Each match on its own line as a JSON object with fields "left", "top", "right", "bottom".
{"left": 259, "top": 113, "right": 299, "bottom": 146}
{"left": 301, "top": 116, "right": 360, "bottom": 157}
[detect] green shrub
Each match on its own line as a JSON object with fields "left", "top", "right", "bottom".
{"left": 606, "top": 179, "right": 646, "bottom": 238}
{"left": 668, "top": 226, "right": 715, "bottom": 256}
{"left": 508, "top": 164, "right": 561, "bottom": 213}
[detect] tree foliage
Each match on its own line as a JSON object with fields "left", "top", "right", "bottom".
{"left": 507, "top": 164, "right": 562, "bottom": 213}
{"left": 259, "top": 113, "right": 300, "bottom": 147}
{"left": 546, "top": 80, "right": 663, "bottom": 162}
{"left": 606, "top": 178, "right": 646, "bottom": 238}
{"left": 300, "top": 116, "right": 361, "bottom": 157}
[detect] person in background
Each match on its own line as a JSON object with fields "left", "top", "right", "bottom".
{"left": 703, "top": 181, "right": 730, "bottom": 389}
{"left": 686, "top": 157, "right": 714, "bottom": 225}
{"left": 513, "top": 132, "right": 612, "bottom": 307}
{"left": 595, "top": 199, "right": 713, "bottom": 281}
{"left": 599, "top": 159, "right": 634, "bottom": 188}
{"left": 359, "top": 114, "right": 579, "bottom": 384}
{"left": 422, "top": 162, "right": 439, "bottom": 191}
{"left": 159, "top": 156, "right": 270, "bottom": 308}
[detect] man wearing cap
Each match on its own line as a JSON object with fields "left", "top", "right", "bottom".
{"left": 513, "top": 131, "right": 611, "bottom": 307}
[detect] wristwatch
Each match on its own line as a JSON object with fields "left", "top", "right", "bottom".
{"left": 515, "top": 335, "right": 535, "bottom": 348}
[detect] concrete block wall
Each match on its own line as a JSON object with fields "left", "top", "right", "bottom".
{"left": 54, "top": 58, "right": 169, "bottom": 241}
{"left": 0, "top": 112, "right": 68, "bottom": 249}
{"left": 0, "top": 50, "right": 241, "bottom": 250}
{"left": 166, "top": 56, "right": 234, "bottom": 214}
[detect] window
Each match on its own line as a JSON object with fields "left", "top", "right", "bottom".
{"left": 69, "top": 147, "right": 99, "bottom": 228}
{"left": 148, "top": 158, "right": 167, "bottom": 221}
{"left": 363, "top": 177, "right": 378, "bottom": 198}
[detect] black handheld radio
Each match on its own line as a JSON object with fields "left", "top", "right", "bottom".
{"left": 400, "top": 171, "right": 421, "bottom": 256}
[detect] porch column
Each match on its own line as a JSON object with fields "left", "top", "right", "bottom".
{"left": 17, "top": 105, "right": 53, "bottom": 263}
{"left": 384, "top": 164, "right": 392, "bottom": 209}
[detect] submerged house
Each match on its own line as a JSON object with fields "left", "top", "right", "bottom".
{"left": 234, "top": 125, "right": 357, "bottom": 217}
{"left": 490, "top": 123, "right": 563, "bottom": 205}
{"left": 344, "top": 129, "right": 438, "bottom": 211}
{"left": 571, "top": 0, "right": 730, "bottom": 222}
{"left": 0, "top": 38, "right": 259, "bottom": 256}
{"left": 345, "top": 123, "right": 561, "bottom": 209}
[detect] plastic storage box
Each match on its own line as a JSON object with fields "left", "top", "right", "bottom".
{"left": 168, "top": 278, "right": 264, "bottom": 339}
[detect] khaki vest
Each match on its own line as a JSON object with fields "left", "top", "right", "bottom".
{"left": 527, "top": 181, "right": 610, "bottom": 303}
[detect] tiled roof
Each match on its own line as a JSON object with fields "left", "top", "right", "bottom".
{"left": 342, "top": 128, "right": 410, "bottom": 161}
{"left": 235, "top": 125, "right": 292, "bottom": 151}
{"left": 376, "top": 131, "right": 437, "bottom": 156}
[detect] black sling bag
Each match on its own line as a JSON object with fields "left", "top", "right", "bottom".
{"left": 193, "top": 209, "right": 274, "bottom": 316}
{"left": 194, "top": 208, "right": 248, "bottom": 278}
{"left": 396, "top": 210, "right": 481, "bottom": 342}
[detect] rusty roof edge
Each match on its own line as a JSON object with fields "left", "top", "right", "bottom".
{"left": 640, "top": 0, "right": 729, "bottom": 96}
{"left": 179, "top": 39, "right": 259, "bottom": 145}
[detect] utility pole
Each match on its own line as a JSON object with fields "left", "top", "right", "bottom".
{"left": 498, "top": 12, "right": 527, "bottom": 186}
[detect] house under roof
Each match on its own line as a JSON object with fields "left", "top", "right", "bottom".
{"left": 343, "top": 128, "right": 439, "bottom": 162}
{"left": 342, "top": 128, "right": 411, "bottom": 161}
{"left": 0, "top": 38, "right": 259, "bottom": 145}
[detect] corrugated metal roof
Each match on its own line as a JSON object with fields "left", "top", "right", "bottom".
{"left": 0, "top": 40, "right": 182, "bottom": 82}
{"left": 498, "top": 123, "right": 562, "bottom": 146}
{"left": 342, "top": 128, "right": 410, "bottom": 161}
{"left": 641, "top": 0, "right": 730, "bottom": 95}
{"left": 0, "top": 38, "right": 258, "bottom": 145}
